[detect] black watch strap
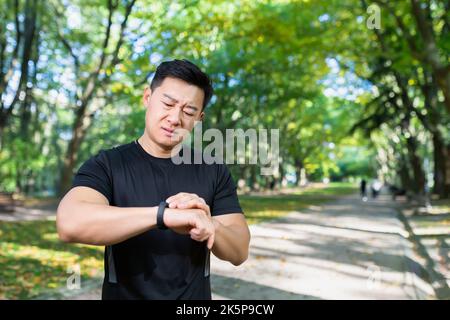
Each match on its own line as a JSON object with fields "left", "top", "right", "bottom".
{"left": 157, "top": 201, "right": 169, "bottom": 230}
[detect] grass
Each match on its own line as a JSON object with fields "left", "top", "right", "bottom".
{"left": 411, "top": 217, "right": 450, "bottom": 229}
{"left": 410, "top": 199, "right": 450, "bottom": 229}
{"left": 429, "top": 199, "right": 450, "bottom": 215}
{"left": 241, "top": 182, "right": 357, "bottom": 224}
{"left": 0, "top": 218, "right": 103, "bottom": 299}
{"left": 0, "top": 182, "right": 356, "bottom": 299}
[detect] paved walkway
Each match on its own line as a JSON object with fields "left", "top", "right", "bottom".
{"left": 401, "top": 206, "right": 450, "bottom": 299}
{"left": 0, "top": 204, "right": 56, "bottom": 222}
{"left": 60, "top": 193, "right": 437, "bottom": 300}
{"left": 210, "top": 194, "right": 435, "bottom": 299}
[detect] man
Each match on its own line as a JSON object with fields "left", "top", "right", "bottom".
{"left": 360, "top": 179, "right": 367, "bottom": 201}
{"left": 371, "top": 178, "right": 382, "bottom": 199}
{"left": 56, "top": 59, "right": 250, "bottom": 300}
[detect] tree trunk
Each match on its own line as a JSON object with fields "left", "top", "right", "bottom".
{"left": 405, "top": 135, "right": 426, "bottom": 196}
{"left": 56, "top": 0, "right": 136, "bottom": 196}
{"left": 278, "top": 163, "right": 285, "bottom": 189}
{"left": 432, "top": 134, "right": 448, "bottom": 198}
{"left": 58, "top": 106, "right": 90, "bottom": 196}
{"left": 420, "top": 73, "right": 448, "bottom": 198}
{"left": 398, "top": 153, "right": 413, "bottom": 194}
{"left": 0, "top": 0, "right": 38, "bottom": 147}
{"left": 295, "top": 159, "right": 303, "bottom": 187}
{"left": 444, "top": 145, "right": 450, "bottom": 197}
{"left": 410, "top": 0, "right": 450, "bottom": 113}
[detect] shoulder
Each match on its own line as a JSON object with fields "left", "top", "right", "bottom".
{"left": 96, "top": 141, "right": 136, "bottom": 161}
{"left": 80, "top": 142, "right": 135, "bottom": 173}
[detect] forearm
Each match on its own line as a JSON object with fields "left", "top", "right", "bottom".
{"left": 211, "top": 218, "right": 250, "bottom": 266}
{"left": 57, "top": 201, "right": 157, "bottom": 246}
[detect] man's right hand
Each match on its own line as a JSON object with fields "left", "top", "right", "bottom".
{"left": 163, "top": 208, "right": 215, "bottom": 249}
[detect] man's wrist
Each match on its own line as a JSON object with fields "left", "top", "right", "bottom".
{"left": 212, "top": 218, "right": 222, "bottom": 232}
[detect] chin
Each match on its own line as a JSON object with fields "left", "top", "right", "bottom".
{"left": 158, "top": 137, "right": 181, "bottom": 150}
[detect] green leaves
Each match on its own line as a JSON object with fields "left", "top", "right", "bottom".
{"left": 3, "top": 0, "right": 447, "bottom": 195}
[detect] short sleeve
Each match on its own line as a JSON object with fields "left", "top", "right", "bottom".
{"left": 211, "top": 164, "right": 243, "bottom": 216}
{"left": 71, "top": 150, "right": 113, "bottom": 204}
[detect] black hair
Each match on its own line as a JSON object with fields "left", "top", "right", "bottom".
{"left": 150, "top": 59, "right": 214, "bottom": 110}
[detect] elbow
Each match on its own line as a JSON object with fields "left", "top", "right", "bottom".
{"left": 231, "top": 230, "right": 250, "bottom": 266}
{"left": 57, "top": 223, "right": 76, "bottom": 243}
{"left": 231, "top": 257, "right": 246, "bottom": 266}
{"left": 231, "top": 250, "right": 249, "bottom": 266}
{"left": 231, "top": 254, "right": 248, "bottom": 266}
{"left": 56, "top": 217, "right": 77, "bottom": 243}
{"left": 56, "top": 204, "right": 78, "bottom": 243}
{"left": 58, "top": 229, "right": 75, "bottom": 243}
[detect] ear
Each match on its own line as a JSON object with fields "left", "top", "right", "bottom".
{"left": 199, "top": 111, "right": 205, "bottom": 121}
{"left": 143, "top": 87, "right": 152, "bottom": 107}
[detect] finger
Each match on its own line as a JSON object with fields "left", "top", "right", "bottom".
{"left": 190, "top": 229, "right": 209, "bottom": 242}
{"left": 169, "top": 194, "right": 198, "bottom": 208}
{"left": 174, "top": 196, "right": 194, "bottom": 208}
{"left": 168, "top": 201, "right": 178, "bottom": 208}
{"left": 191, "top": 233, "right": 209, "bottom": 242}
{"left": 189, "top": 223, "right": 210, "bottom": 236}
{"left": 166, "top": 192, "right": 189, "bottom": 204}
{"left": 190, "top": 233, "right": 200, "bottom": 241}
{"left": 190, "top": 228, "right": 201, "bottom": 237}
{"left": 198, "top": 203, "right": 211, "bottom": 217}
{"left": 195, "top": 197, "right": 206, "bottom": 204}
{"left": 196, "top": 203, "right": 211, "bottom": 217}
{"left": 166, "top": 193, "right": 181, "bottom": 203}
{"left": 184, "top": 196, "right": 205, "bottom": 204}
{"left": 207, "top": 232, "right": 215, "bottom": 249}
{"left": 189, "top": 226, "right": 207, "bottom": 237}
{"left": 176, "top": 197, "right": 208, "bottom": 212}
{"left": 180, "top": 194, "right": 199, "bottom": 203}
{"left": 178, "top": 199, "right": 209, "bottom": 212}
{"left": 168, "top": 196, "right": 190, "bottom": 208}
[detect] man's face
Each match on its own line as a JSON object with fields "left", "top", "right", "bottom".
{"left": 143, "top": 77, "right": 205, "bottom": 150}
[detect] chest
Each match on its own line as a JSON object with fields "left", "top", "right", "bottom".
{"left": 110, "top": 161, "right": 215, "bottom": 207}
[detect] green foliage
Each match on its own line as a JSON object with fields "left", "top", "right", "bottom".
{"left": 240, "top": 182, "right": 357, "bottom": 224}
{"left": 1, "top": 0, "right": 447, "bottom": 194}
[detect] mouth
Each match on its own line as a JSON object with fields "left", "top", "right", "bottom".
{"left": 161, "top": 127, "right": 176, "bottom": 138}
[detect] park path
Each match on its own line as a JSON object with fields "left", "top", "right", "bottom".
{"left": 209, "top": 193, "right": 436, "bottom": 300}
{"left": 63, "top": 192, "right": 437, "bottom": 300}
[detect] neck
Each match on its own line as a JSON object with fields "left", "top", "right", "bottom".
{"left": 138, "top": 134, "right": 180, "bottom": 158}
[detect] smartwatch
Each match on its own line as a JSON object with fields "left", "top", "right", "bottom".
{"left": 157, "top": 201, "right": 169, "bottom": 230}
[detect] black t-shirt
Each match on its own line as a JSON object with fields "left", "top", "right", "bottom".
{"left": 71, "top": 140, "right": 243, "bottom": 300}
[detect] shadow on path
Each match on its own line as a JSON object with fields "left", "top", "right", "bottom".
{"left": 211, "top": 194, "right": 436, "bottom": 299}
{"left": 211, "top": 274, "right": 321, "bottom": 300}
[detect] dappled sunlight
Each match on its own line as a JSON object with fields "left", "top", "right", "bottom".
{"left": 241, "top": 183, "right": 357, "bottom": 225}
{"left": 0, "top": 0, "right": 448, "bottom": 301}
{"left": 211, "top": 195, "right": 437, "bottom": 299}
{"left": 0, "top": 221, "right": 104, "bottom": 299}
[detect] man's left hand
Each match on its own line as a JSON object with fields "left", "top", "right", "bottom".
{"left": 166, "top": 192, "right": 211, "bottom": 218}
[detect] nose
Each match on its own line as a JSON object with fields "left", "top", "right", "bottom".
{"left": 166, "top": 106, "right": 182, "bottom": 127}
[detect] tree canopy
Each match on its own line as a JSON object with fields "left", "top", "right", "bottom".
{"left": 0, "top": 0, "right": 449, "bottom": 199}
